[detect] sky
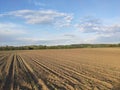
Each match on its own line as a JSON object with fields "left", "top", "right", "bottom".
{"left": 0, "top": 0, "right": 120, "bottom": 46}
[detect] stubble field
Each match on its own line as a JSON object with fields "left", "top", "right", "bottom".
{"left": 0, "top": 48, "right": 120, "bottom": 90}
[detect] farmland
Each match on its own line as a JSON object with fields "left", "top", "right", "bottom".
{"left": 0, "top": 48, "right": 120, "bottom": 90}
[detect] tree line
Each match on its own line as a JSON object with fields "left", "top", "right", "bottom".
{"left": 0, "top": 44, "right": 120, "bottom": 51}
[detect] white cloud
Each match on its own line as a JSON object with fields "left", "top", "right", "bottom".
{"left": 63, "top": 34, "right": 76, "bottom": 38}
{"left": 27, "top": 0, "right": 46, "bottom": 6}
{"left": 94, "top": 32, "right": 120, "bottom": 44}
{"left": 0, "top": 23, "right": 26, "bottom": 35}
{"left": 55, "top": 15, "right": 73, "bottom": 27}
{"left": 17, "top": 37, "right": 41, "bottom": 42}
{"left": 75, "top": 17, "right": 120, "bottom": 34}
{"left": 34, "top": 2, "right": 46, "bottom": 6}
{"left": 0, "top": 14, "right": 119, "bottom": 45}
{"left": 74, "top": 17, "right": 120, "bottom": 44}
{"left": 16, "top": 37, "right": 73, "bottom": 46}
{"left": 0, "top": 10, "right": 73, "bottom": 27}
{"left": 0, "top": 22, "right": 26, "bottom": 44}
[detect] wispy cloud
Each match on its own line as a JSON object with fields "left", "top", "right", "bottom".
{"left": 0, "top": 9, "right": 73, "bottom": 27}
{"left": 63, "top": 34, "right": 76, "bottom": 38}
{"left": 16, "top": 37, "right": 72, "bottom": 46}
{"left": 0, "top": 23, "right": 26, "bottom": 36}
{"left": 75, "top": 17, "right": 120, "bottom": 34}
{"left": 0, "top": 22, "right": 26, "bottom": 45}
{"left": 28, "top": 0, "right": 46, "bottom": 6}
{"left": 74, "top": 17, "right": 120, "bottom": 44}
{"left": 94, "top": 33, "right": 120, "bottom": 44}
{"left": 34, "top": 2, "right": 46, "bottom": 6}
{"left": 0, "top": 14, "right": 119, "bottom": 45}
{"left": 75, "top": 17, "right": 102, "bottom": 33}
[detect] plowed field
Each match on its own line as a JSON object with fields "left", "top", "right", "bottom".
{"left": 0, "top": 48, "right": 120, "bottom": 90}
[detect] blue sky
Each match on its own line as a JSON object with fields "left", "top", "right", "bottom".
{"left": 0, "top": 0, "right": 120, "bottom": 46}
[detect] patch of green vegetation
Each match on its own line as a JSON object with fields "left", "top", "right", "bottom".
{"left": 0, "top": 44, "right": 120, "bottom": 51}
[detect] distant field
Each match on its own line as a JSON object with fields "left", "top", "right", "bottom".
{"left": 0, "top": 48, "right": 120, "bottom": 90}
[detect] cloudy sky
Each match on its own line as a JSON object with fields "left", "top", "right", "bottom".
{"left": 0, "top": 0, "right": 120, "bottom": 46}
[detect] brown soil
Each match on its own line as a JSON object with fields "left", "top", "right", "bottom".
{"left": 0, "top": 48, "right": 120, "bottom": 90}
